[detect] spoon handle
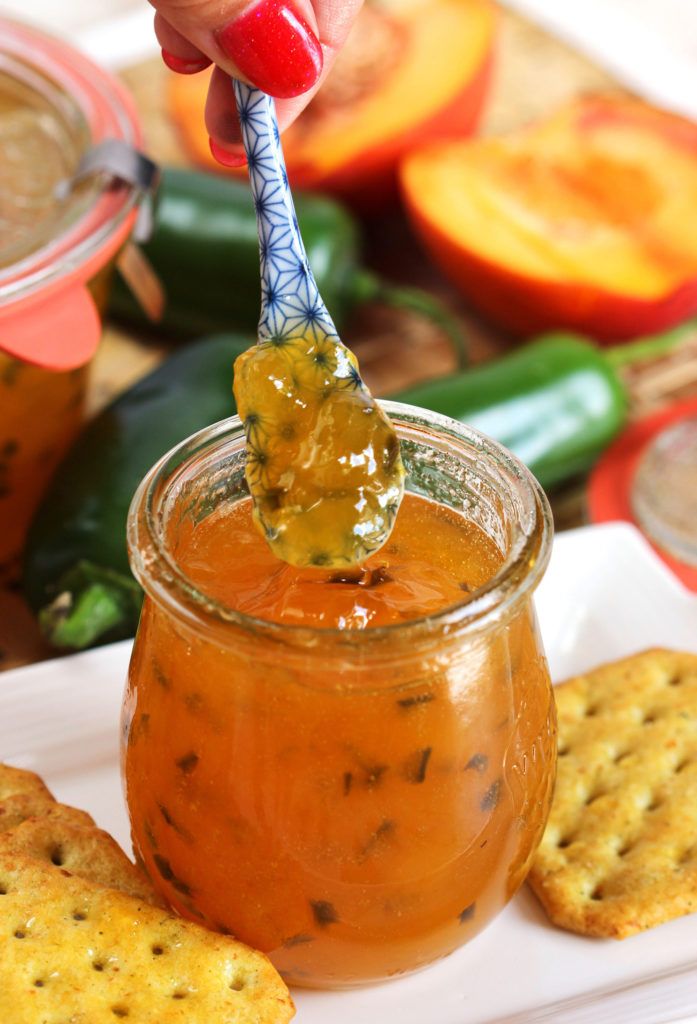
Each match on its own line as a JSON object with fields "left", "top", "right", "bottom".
{"left": 232, "top": 79, "right": 338, "bottom": 344}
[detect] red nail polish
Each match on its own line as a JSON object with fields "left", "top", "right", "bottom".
{"left": 161, "top": 49, "right": 211, "bottom": 75}
{"left": 209, "top": 138, "right": 248, "bottom": 168}
{"left": 216, "top": 0, "right": 323, "bottom": 99}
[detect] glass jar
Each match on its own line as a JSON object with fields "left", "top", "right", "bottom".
{"left": 632, "top": 413, "right": 697, "bottom": 568}
{"left": 0, "top": 17, "right": 143, "bottom": 578}
{"left": 122, "top": 403, "right": 556, "bottom": 988}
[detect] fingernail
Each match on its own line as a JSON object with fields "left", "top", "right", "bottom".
{"left": 161, "top": 49, "right": 212, "bottom": 74}
{"left": 216, "top": 0, "right": 323, "bottom": 99}
{"left": 209, "top": 138, "right": 247, "bottom": 168}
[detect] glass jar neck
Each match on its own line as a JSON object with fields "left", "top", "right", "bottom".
{"left": 0, "top": 17, "right": 141, "bottom": 305}
{"left": 128, "top": 403, "right": 553, "bottom": 660}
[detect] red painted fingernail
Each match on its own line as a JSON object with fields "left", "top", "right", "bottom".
{"left": 209, "top": 138, "right": 247, "bottom": 168}
{"left": 161, "top": 49, "right": 212, "bottom": 74}
{"left": 216, "top": 0, "right": 323, "bottom": 99}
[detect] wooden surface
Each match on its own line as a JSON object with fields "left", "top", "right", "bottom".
{"left": 0, "top": 8, "right": 632, "bottom": 671}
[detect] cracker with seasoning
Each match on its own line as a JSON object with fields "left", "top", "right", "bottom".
{"left": 0, "top": 853, "right": 295, "bottom": 1023}
{"left": 0, "top": 816, "right": 163, "bottom": 905}
{"left": 529, "top": 649, "right": 697, "bottom": 938}
{"left": 0, "top": 763, "right": 294, "bottom": 1021}
{"left": 0, "top": 763, "right": 157, "bottom": 901}
{"left": 0, "top": 763, "right": 67, "bottom": 831}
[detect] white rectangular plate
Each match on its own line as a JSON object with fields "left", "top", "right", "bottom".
{"left": 2, "top": 523, "right": 697, "bottom": 1023}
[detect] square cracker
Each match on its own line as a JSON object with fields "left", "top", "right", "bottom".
{"left": 0, "top": 764, "right": 52, "bottom": 801}
{"left": 0, "top": 853, "right": 295, "bottom": 1023}
{"left": 0, "top": 818, "right": 162, "bottom": 905}
{"left": 0, "top": 763, "right": 94, "bottom": 833}
{"left": 528, "top": 649, "right": 697, "bottom": 938}
{"left": 0, "top": 793, "right": 94, "bottom": 833}
{"left": 0, "top": 763, "right": 158, "bottom": 903}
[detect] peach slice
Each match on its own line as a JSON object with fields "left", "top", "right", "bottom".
{"left": 400, "top": 96, "right": 697, "bottom": 340}
{"left": 169, "top": 0, "right": 496, "bottom": 206}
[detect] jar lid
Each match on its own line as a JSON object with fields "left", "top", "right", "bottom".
{"left": 0, "top": 17, "right": 144, "bottom": 369}
{"left": 588, "top": 397, "right": 697, "bottom": 592}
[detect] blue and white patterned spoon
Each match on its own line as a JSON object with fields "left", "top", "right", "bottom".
{"left": 232, "top": 80, "right": 339, "bottom": 351}
{"left": 230, "top": 80, "right": 405, "bottom": 569}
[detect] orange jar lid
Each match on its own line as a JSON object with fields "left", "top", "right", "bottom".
{"left": 0, "top": 18, "right": 144, "bottom": 370}
{"left": 588, "top": 397, "right": 697, "bottom": 592}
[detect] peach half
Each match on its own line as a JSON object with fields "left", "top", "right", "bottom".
{"left": 400, "top": 96, "right": 697, "bottom": 340}
{"left": 169, "top": 0, "right": 496, "bottom": 206}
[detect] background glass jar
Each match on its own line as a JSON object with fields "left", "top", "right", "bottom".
{"left": 123, "top": 403, "right": 556, "bottom": 988}
{"left": 0, "top": 17, "right": 143, "bottom": 579}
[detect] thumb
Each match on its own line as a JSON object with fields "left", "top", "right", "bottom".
{"left": 150, "top": 0, "right": 323, "bottom": 99}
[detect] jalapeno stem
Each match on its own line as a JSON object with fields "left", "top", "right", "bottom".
{"left": 39, "top": 562, "right": 141, "bottom": 649}
{"left": 604, "top": 320, "right": 697, "bottom": 369}
{"left": 350, "top": 268, "right": 469, "bottom": 369}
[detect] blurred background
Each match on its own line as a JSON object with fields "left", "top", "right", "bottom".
{"left": 2, "top": 0, "right": 697, "bottom": 666}
{"left": 4, "top": 0, "right": 696, "bottom": 116}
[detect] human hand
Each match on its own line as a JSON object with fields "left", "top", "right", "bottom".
{"left": 150, "top": 0, "right": 364, "bottom": 165}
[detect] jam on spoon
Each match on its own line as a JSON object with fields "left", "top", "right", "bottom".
{"left": 231, "top": 82, "right": 405, "bottom": 569}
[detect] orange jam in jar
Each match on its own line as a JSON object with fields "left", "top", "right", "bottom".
{"left": 0, "top": 357, "right": 86, "bottom": 577}
{"left": 123, "top": 404, "right": 555, "bottom": 987}
{"left": 0, "top": 18, "right": 143, "bottom": 577}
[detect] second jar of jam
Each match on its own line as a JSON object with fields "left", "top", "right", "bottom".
{"left": 0, "top": 17, "right": 143, "bottom": 579}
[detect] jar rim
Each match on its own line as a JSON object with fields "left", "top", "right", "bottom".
{"left": 128, "top": 402, "right": 554, "bottom": 650}
{"left": 0, "top": 16, "right": 142, "bottom": 308}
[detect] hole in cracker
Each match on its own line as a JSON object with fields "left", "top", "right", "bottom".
{"left": 637, "top": 791, "right": 656, "bottom": 812}
{"left": 33, "top": 979, "right": 44, "bottom": 988}
{"left": 590, "top": 886, "right": 604, "bottom": 901}
{"left": 614, "top": 750, "right": 633, "bottom": 764}
{"left": 172, "top": 992, "right": 187, "bottom": 1000}
{"left": 647, "top": 797, "right": 661, "bottom": 812}
{"left": 617, "top": 841, "right": 633, "bottom": 857}
{"left": 675, "top": 759, "right": 691, "bottom": 774}
{"left": 585, "top": 790, "right": 606, "bottom": 807}
{"left": 73, "top": 911, "right": 86, "bottom": 921}
{"left": 93, "top": 961, "right": 105, "bottom": 972}
{"left": 14, "top": 929, "right": 25, "bottom": 938}
{"left": 558, "top": 745, "right": 569, "bottom": 757}
{"left": 585, "top": 705, "right": 600, "bottom": 718}
{"left": 50, "top": 846, "right": 64, "bottom": 867}
{"left": 230, "top": 978, "right": 246, "bottom": 991}
{"left": 667, "top": 674, "right": 681, "bottom": 686}
{"left": 0, "top": 884, "right": 6, "bottom": 895}
{"left": 111, "top": 1007, "right": 129, "bottom": 1018}
{"left": 151, "top": 944, "right": 165, "bottom": 956}
{"left": 557, "top": 836, "right": 574, "bottom": 849}
{"left": 642, "top": 711, "right": 658, "bottom": 725}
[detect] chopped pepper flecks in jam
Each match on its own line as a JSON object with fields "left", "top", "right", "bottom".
{"left": 233, "top": 331, "right": 405, "bottom": 568}
{"left": 124, "top": 489, "right": 556, "bottom": 983}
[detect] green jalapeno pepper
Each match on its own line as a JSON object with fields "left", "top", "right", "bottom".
{"left": 109, "top": 167, "right": 467, "bottom": 366}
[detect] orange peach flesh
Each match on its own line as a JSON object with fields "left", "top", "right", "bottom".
{"left": 168, "top": 0, "right": 495, "bottom": 188}
{"left": 401, "top": 98, "right": 697, "bottom": 302}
